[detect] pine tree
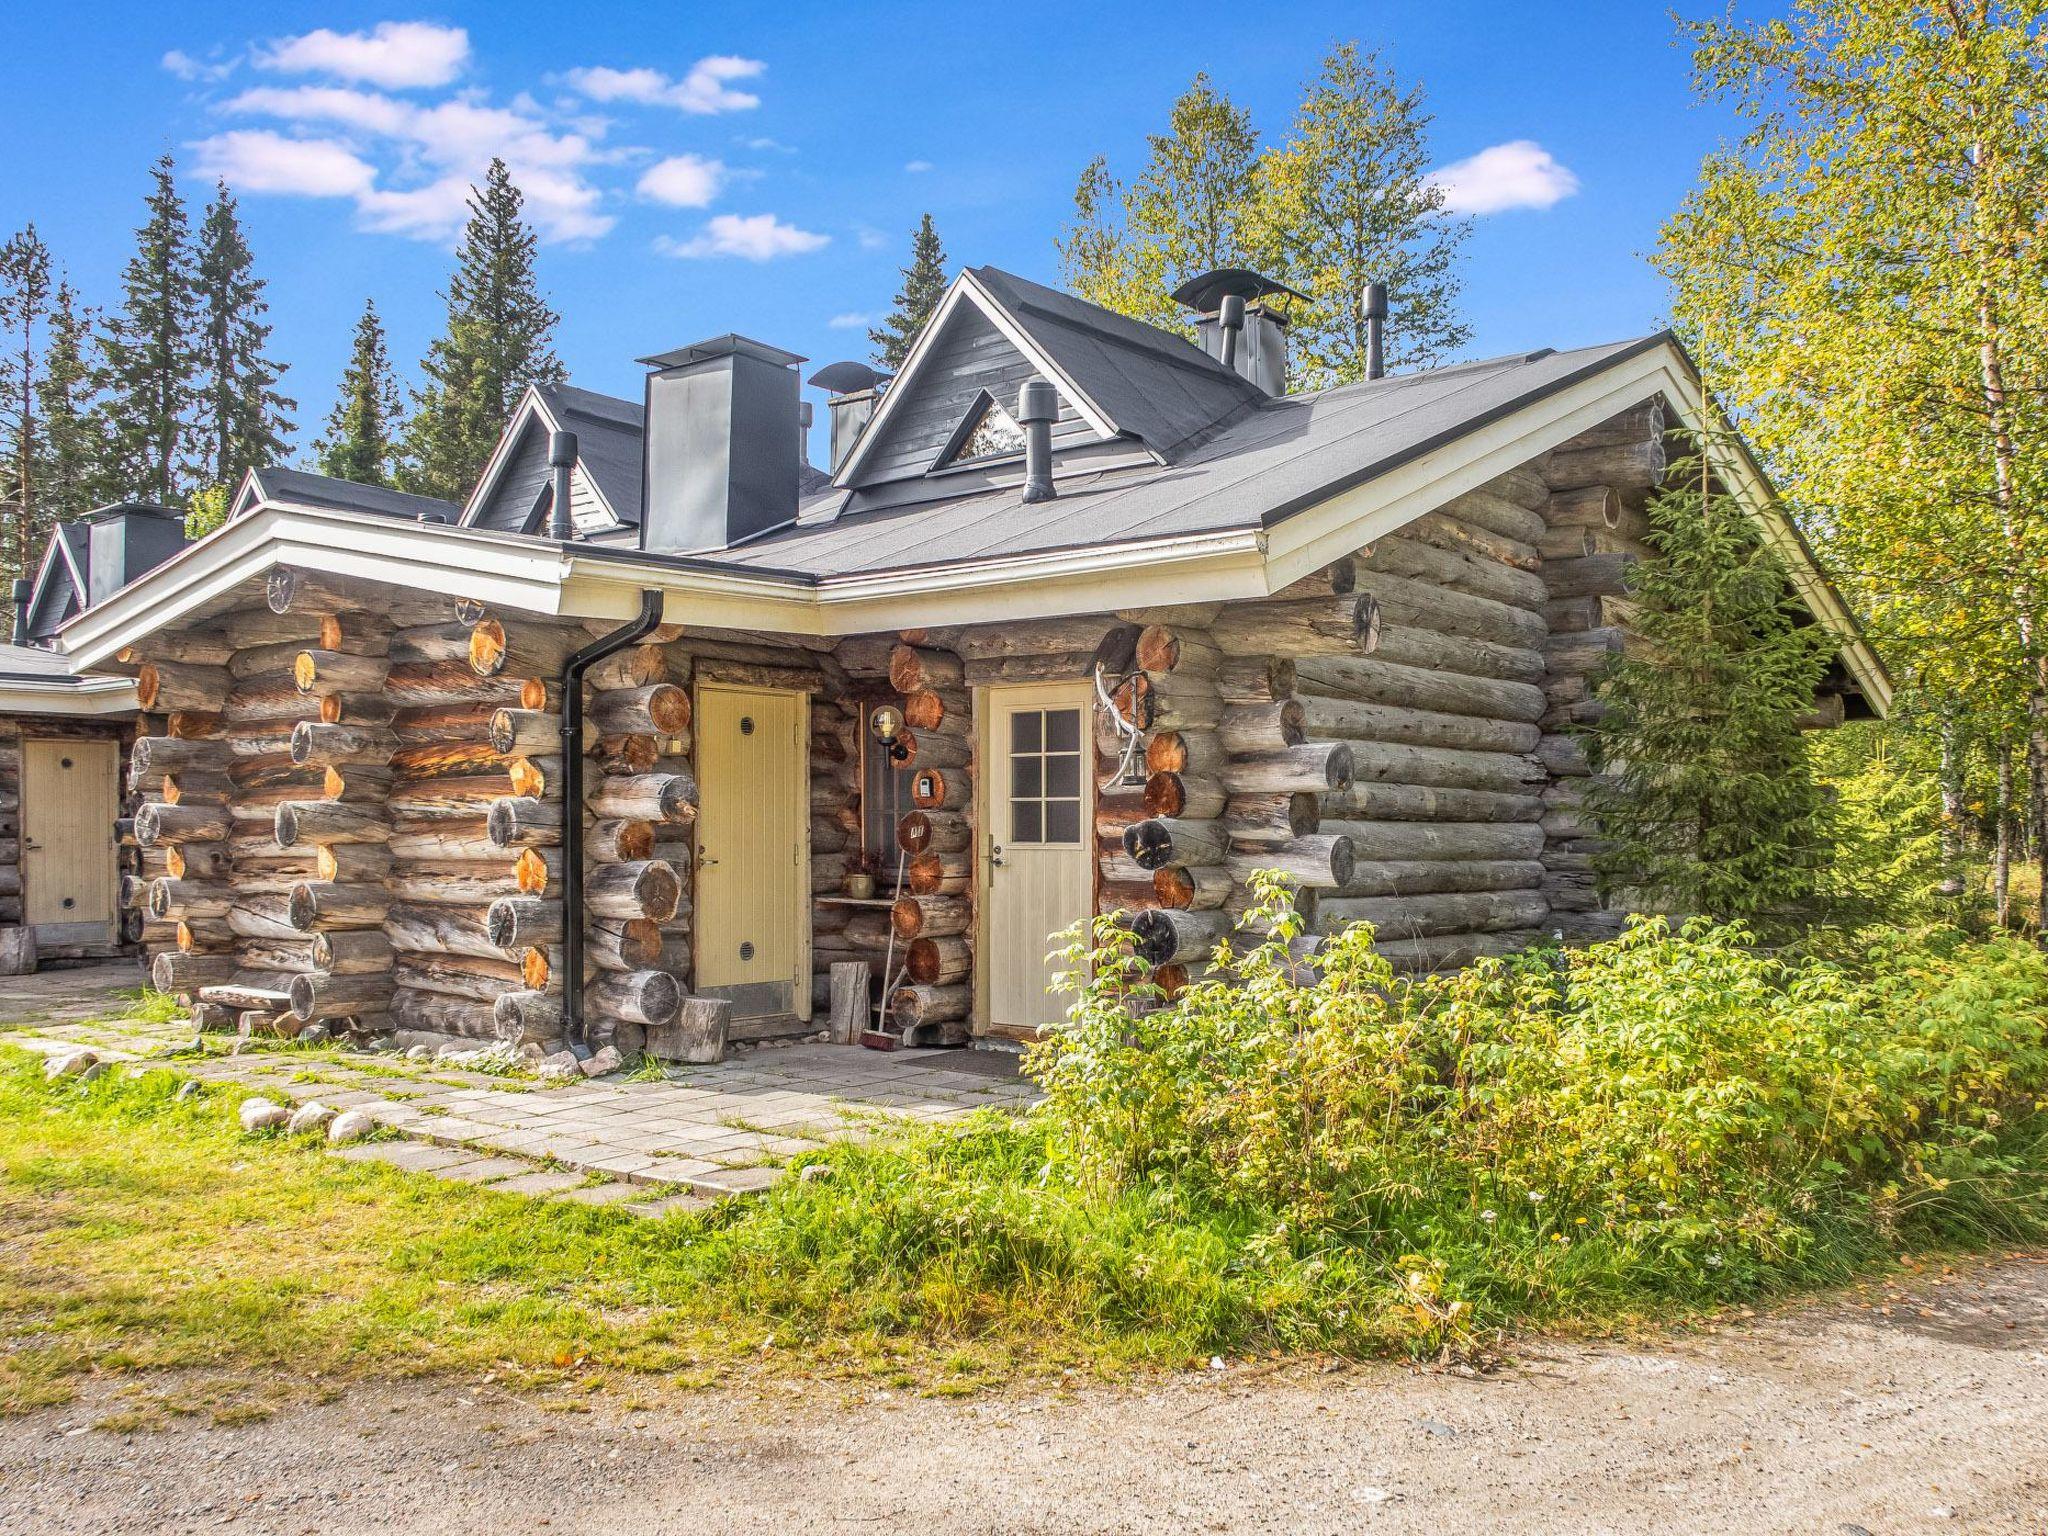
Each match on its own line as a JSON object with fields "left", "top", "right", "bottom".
{"left": 1258, "top": 42, "right": 1471, "bottom": 383}
{"left": 1584, "top": 451, "right": 1840, "bottom": 933}
{"left": 0, "top": 224, "right": 52, "bottom": 616}
{"left": 1058, "top": 75, "right": 1263, "bottom": 335}
{"left": 98, "top": 153, "right": 199, "bottom": 505}
{"left": 316, "top": 299, "right": 402, "bottom": 486}
{"left": 194, "top": 181, "right": 294, "bottom": 495}
{"left": 35, "top": 280, "right": 105, "bottom": 526}
{"left": 869, "top": 214, "right": 948, "bottom": 372}
{"left": 402, "top": 159, "right": 563, "bottom": 501}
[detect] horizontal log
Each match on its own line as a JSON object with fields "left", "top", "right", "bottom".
{"left": 275, "top": 800, "right": 391, "bottom": 848}
{"left": 1224, "top": 791, "right": 1321, "bottom": 846}
{"left": 887, "top": 983, "right": 969, "bottom": 1027}
{"left": 1541, "top": 554, "right": 1640, "bottom": 602}
{"left": 888, "top": 643, "right": 964, "bottom": 694}
{"left": 311, "top": 930, "right": 396, "bottom": 974}
{"left": 890, "top": 893, "right": 970, "bottom": 941}
{"left": 1143, "top": 771, "right": 1226, "bottom": 821}
{"left": 1209, "top": 594, "right": 1376, "bottom": 657}
{"left": 1296, "top": 697, "right": 1541, "bottom": 756}
{"left": 150, "top": 951, "right": 236, "bottom": 994}
{"left": 293, "top": 650, "right": 390, "bottom": 695}
{"left": 289, "top": 972, "right": 392, "bottom": 1023}
{"left": 1318, "top": 889, "right": 1548, "bottom": 941}
{"left": 897, "top": 811, "right": 970, "bottom": 855}
{"left": 390, "top": 986, "right": 500, "bottom": 1039}
{"left": 1542, "top": 437, "right": 1666, "bottom": 496}
{"left": 1406, "top": 510, "right": 1542, "bottom": 572}
{"left": 1370, "top": 623, "right": 1545, "bottom": 686}
{"left": 1221, "top": 742, "right": 1354, "bottom": 794}
{"left": 135, "top": 802, "right": 230, "bottom": 848}
{"left": 1345, "top": 929, "right": 1542, "bottom": 975}
{"left": 395, "top": 951, "right": 527, "bottom": 1003}
{"left": 385, "top": 659, "right": 540, "bottom": 710}
{"left": 1145, "top": 729, "right": 1228, "bottom": 778}
{"left": 164, "top": 842, "right": 229, "bottom": 882}
{"left": 587, "top": 772, "right": 697, "bottom": 823}
{"left": 588, "top": 684, "right": 690, "bottom": 736}
{"left": 486, "top": 896, "right": 561, "bottom": 950}
{"left": 902, "top": 687, "right": 968, "bottom": 732}
{"left": 1345, "top": 739, "right": 1547, "bottom": 795}
{"left": 906, "top": 850, "right": 970, "bottom": 896}
{"left": 1226, "top": 832, "right": 1354, "bottom": 890}
{"left": 896, "top": 727, "right": 970, "bottom": 771}
{"left": 290, "top": 720, "right": 396, "bottom": 768}
{"left": 468, "top": 618, "right": 579, "bottom": 680}
{"left": 1328, "top": 780, "right": 1543, "bottom": 824}
{"left": 493, "top": 989, "right": 564, "bottom": 1039}
{"left": 1334, "top": 858, "right": 1547, "bottom": 899}
{"left": 584, "top": 643, "right": 669, "bottom": 691}
{"left": 1350, "top": 568, "right": 1546, "bottom": 650}
{"left": 589, "top": 917, "right": 665, "bottom": 972}
{"left": 1319, "top": 819, "right": 1546, "bottom": 864}
{"left": 487, "top": 796, "right": 563, "bottom": 849}
{"left": 386, "top": 820, "right": 498, "bottom": 863}
{"left": 1219, "top": 701, "right": 1304, "bottom": 755}
{"left": 904, "top": 933, "right": 972, "bottom": 986}
{"left": 585, "top": 968, "right": 683, "bottom": 1028}
{"left": 384, "top": 902, "right": 504, "bottom": 962}
{"left": 121, "top": 631, "right": 231, "bottom": 666}
{"left": 136, "top": 660, "right": 228, "bottom": 713}
{"left": 1215, "top": 654, "right": 1296, "bottom": 703}
{"left": 1360, "top": 532, "right": 1549, "bottom": 612}
{"left": 1153, "top": 864, "right": 1232, "bottom": 911}
{"left": 1294, "top": 655, "right": 1546, "bottom": 725}
{"left": 589, "top": 818, "right": 656, "bottom": 862}
{"left": 1123, "top": 817, "right": 1227, "bottom": 871}
{"left": 384, "top": 865, "right": 520, "bottom": 907}
{"left": 131, "top": 736, "right": 225, "bottom": 777}
{"left": 1130, "top": 908, "right": 1232, "bottom": 967}
{"left": 287, "top": 882, "right": 389, "bottom": 931}
{"left": 587, "top": 860, "right": 682, "bottom": 922}
{"left": 147, "top": 878, "right": 230, "bottom": 920}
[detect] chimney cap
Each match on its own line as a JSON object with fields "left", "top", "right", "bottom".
{"left": 1016, "top": 379, "right": 1059, "bottom": 425}
{"left": 1171, "top": 267, "right": 1310, "bottom": 315}
{"left": 807, "top": 360, "right": 890, "bottom": 395}
{"left": 1362, "top": 281, "right": 1390, "bottom": 321}
{"left": 638, "top": 333, "right": 806, "bottom": 371}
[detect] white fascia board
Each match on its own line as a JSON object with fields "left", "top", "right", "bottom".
{"left": 0, "top": 675, "right": 138, "bottom": 717}
{"left": 833, "top": 275, "right": 1117, "bottom": 488}
{"left": 59, "top": 502, "right": 584, "bottom": 669}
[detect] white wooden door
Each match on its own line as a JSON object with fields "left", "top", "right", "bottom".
{"left": 23, "top": 738, "right": 119, "bottom": 935}
{"left": 983, "top": 683, "right": 1094, "bottom": 1032}
{"left": 694, "top": 685, "right": 810, "bottom": 1023}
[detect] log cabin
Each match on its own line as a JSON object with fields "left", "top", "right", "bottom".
{"left": 38, "top": 264, "right": 1886, "bottom": 1056}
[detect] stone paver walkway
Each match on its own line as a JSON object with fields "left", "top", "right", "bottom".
{"left": 1, "top": 963, "right": 1038, "bottom": 1216}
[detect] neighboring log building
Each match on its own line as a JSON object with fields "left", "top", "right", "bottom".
{"left": 46, "top": 265, "right": 1887, "bottom": 1056}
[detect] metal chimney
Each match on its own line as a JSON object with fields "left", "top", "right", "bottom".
{"left": 548, "top": 430, "right": 578, "bottom": 541}
{"left": 1017, "top": 380, "right": 1057, "bottom": 503}
{"left": 638, "top": 335, "right": 806, "bottom": 553}
{"left": 807, "top": 361, "right": 890, "bottom": 474}
{"left": 8, "top": 579, "right": 29, "bottom": 645}
{"left": 1172, "top": 268, "right": 1309, "bottom": 396}
{"left": 1363, "top": 281, "right": 1389, "bottom": 380}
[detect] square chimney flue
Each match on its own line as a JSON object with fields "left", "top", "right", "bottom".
{"left": 639, "top": 334, "right": 805, "bottom": 554}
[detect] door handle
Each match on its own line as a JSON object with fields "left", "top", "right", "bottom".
{"left": 698, "top": 852, "right": 720, "bottom": 869}
{"left": 988, "top": 844, "right": 1005, "bottom": 868}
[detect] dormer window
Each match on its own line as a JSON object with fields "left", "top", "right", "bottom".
{"left": 934, "top": 389, "right": 1027, "bottom": 470}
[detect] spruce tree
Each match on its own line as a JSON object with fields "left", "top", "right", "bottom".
{"left": 316, "top": 299, "right": 402, "bottom": 486}
{"left": 98, "top": 153, "right": 198, "bottom": 505}
{"left": 194, "top": 182, "right": 294, "bottom": 494}
{"left": 869, "top": 214, "right": 948, "bottom": 372}
{"left": 35, "top": 280, "right": 106, "bottom": 526}
{"left": 1584, "top": 450, "right": 1839, "bottom": 933}
{"left": 0, "top": 224, "right": 52, "bottom": 610}
{"left": 403, "top": 159, "right": 562, "bottom": 501}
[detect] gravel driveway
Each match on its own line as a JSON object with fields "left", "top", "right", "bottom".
{"left": 3, "top": 1253, "right": 2043, "bottom": 1535}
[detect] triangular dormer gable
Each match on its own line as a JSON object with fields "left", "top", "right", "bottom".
{"left": 229, "top": 466, "right": 268, "bottom": 520}
{"left": 834, "top": 266, "right": 1263, "bottom": 493}
{"left": 934, "top": 389, "right": 1027, "bottom": 471}
{"left": 21, "top": 524, "right": 88, "bottom": 644}
{"left": 462, "top": 386, "right": 627, "bottom": 537}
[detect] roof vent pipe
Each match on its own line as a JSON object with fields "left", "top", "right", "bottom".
{"left": 1363, "top": 281, "right": 1389, "bottom": 381}
{"left": 1217, "top": 294, "right": 1246, "bottom": 373}
{"left": 8, "top": 579, "right": 29, "bottom": 645}
{"left": 1017, "top": 380, "right": 1058, "bottom": 504}
{"left": 548, "top": 430, "right": 578, "bottom": 541}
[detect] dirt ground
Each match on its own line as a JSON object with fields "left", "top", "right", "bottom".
{"left": 2, "top": 1253, "right": 2043, "bottom": 1536}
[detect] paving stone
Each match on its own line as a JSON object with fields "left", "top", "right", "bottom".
{"left": 489, "top": 1170, "right": 591, "bottom": 1197}
{"left": 432, "top": 1156, "right": 537, "bottom": 1184}
{"left": 624, "top": 1192, "right": 713, "bottom": 1219}
{"left": 554, "top": 1180, "right": 643, "bottom": 1206}
{"left": 689, "top": 1165, "right": 784, "bottom": 1196}
{"left": 333, "top": 1142, "right": 474, "bottom": 1173}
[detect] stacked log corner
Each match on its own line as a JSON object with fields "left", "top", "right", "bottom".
{"left": 568, "top": 638, "right": 696, "bottom": 1060}
{"left": 883, "top": 640, "right": 973, "bottom": 1045}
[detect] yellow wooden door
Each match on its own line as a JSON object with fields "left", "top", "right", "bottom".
{"left": 694, "top": 685, "right": 809, "bottom": 1022}
{"left": 983, "top": 683, "right": 1094, "bottom": 1032}
{"left": 23, "top": 738, "right": 119, "bottom": 931}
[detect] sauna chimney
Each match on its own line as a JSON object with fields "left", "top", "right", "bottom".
{"left": 638, "top": 334, "right": 806, "bottom": 553}
{"left": 807, "top": 361, "right": 889, "bottom": 473}
{"left": 1172, "top": 268, "right": 1309, "bottom": 396}
{"left": 1363, "top": 280, "right": 1389, "bottom": 381}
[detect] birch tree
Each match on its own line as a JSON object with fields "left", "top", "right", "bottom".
{"left": 1658, "top": 0, "right": 2048, "bottom": 910}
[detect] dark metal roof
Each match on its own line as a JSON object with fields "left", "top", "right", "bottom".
{"left": 1169, "top": 268, "right": 1311, "bottom": 313}
{"left": 709, "top": 337, "right": 1663, "bottom": 579}
{"left": 967, "top": 265, "right": 1265, "bottom": 462}
{"left": 638, "top": 334, "right": 806, "bottom": 370}
{"left": 251, "top": 467, "right": 462, "bottom": 523}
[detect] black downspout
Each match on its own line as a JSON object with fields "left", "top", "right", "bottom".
{"left": 561, "top": 588, "right": 666, "bottom": 1050}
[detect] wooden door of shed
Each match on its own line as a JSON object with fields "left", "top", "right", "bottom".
{"left": 23, "top": 737, "right": 118, "bottom": 940}
{"left": 694, "top": 684, "right": 810, "bottom": 1025}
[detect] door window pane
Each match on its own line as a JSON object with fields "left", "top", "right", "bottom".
{"left": 1007, "top": 706, "right": 1086, "bottom": 848}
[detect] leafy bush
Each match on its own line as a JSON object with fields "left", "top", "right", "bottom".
{"left": 1025, "top": 877, "right": 2048, "bottom": 1351}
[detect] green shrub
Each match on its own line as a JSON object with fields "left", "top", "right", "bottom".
{"left": 1025, "top": 876, "right": 2048, "bottom": 1350}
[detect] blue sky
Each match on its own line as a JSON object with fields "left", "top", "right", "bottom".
{"left": 2, "top": 1, "right": 1730, "bottom": 462}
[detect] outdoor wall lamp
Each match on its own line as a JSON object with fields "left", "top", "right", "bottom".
{"left": 869, "top": 703, "right": 910, "bottom": 763}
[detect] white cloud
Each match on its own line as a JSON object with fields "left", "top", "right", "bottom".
{"left": 742, "top": 136, "right": 794, "bottom": 153}
{"left": 637, "top": 153, "right": 725, "bottom": 208}
{"left": 163, "top": 49, "right": 237, "bottom": 83}
{"left": 904, "top": 159, "right": 933, "bottom": 174}
{"left": 191, "top": 130, "right": 376, "bottom": 196}
{"left": 565, "top": 56, "right": 765, "bottom": 114}
{"left": 1426, "top": 140, "right": 1580, "bottom": 215}
{"left": 221, "top": 82, "right": 614, "bottom": 242}
{"left": 256, "top": 22, "right": 471, "bottom": 89}
{"left": 658, "top": 213, "right": 828, "bottom": 261}
{"left": 855, "top": 226, "right": 889, "bottom": 251}
{"left": 827, "top": 312, "right": 871, "bottom": 329}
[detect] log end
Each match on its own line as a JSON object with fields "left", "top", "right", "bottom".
{"left": 1123, "top": 818, "right": 1175, "bottom": 871}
